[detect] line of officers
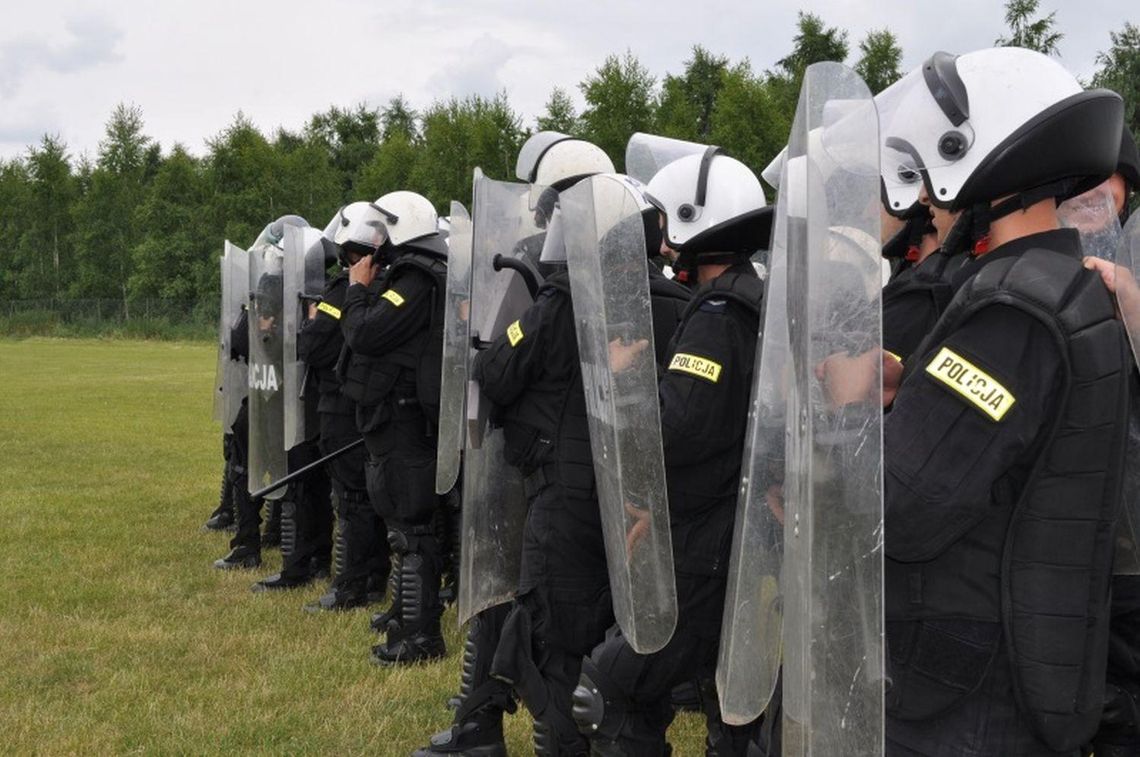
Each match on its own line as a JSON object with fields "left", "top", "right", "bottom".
{"left": 200, "top": 46, "right": 1140, "bottom": 756}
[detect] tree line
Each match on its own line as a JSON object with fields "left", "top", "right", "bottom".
{"left": 0, "top": 5, "right": 1136, "bottom": 306}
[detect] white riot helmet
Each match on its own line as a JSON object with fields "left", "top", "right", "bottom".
{"left": 321, "top": 201, "right": 389, "bottom": 268}
{"left": 645, "top": 150, "right": 773, "bottom": 257}
{"left": 373, "top": 190, "right": 448, "bottom": 259}
{"left": 539, "top": 173, "right": 662, "bottom": 265}
{"left": 516, "top": 131, "right": 615, "bottom": 208}
{"left": 251, "top": 214, "right": 310, "bottom": 252}
{"left": 878, "top": 47, "right": 1123, "bottom": 214}
{"left": 374, "top": 191, "right": 438, "bottom": 246}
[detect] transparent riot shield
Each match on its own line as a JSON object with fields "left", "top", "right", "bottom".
{"left": 436, "top": 201, "right": 473, "bottom": 495}
{"left": 562, "top": 175, "right": 677, "bottom": 654}
{"left": 624, "top": 133, "right": 708, "bottom": 184}
{"left": 717, "top": 163, "right": 792, "bottom": 724}
{"left": 282, "top": 226, "right": 327, "bottom": 449}
{"left": 780, "top": 62, "right": 884, "bottom": 756}
{"left": 247, "top": 246, "right": 287, "bottom": 500}
{"left": 457, "top": 170, "right": 541, "bottom": 624}
{"left": 213, "top": 252, "right": 227, "bottom": 423}
{"left": 1060, "top": 180, "right": 1123, "bottom": 262}
{"left": 221, "top": 242, "right": 249, "bottom": 431}
{"left": 1114, "top": 214, "right": 1140, "bottom": 575}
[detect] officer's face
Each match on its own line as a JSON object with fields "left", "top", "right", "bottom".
{"left": 918, "top": 186, "right": 959, "bottom": 245}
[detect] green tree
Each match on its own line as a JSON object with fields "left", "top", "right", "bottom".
{"left": 0, "top": 159, "right": 33, "bottom": 298}
{"left": 854, "top": 29, "right": 903, "bottom": 94}
{"left": 354, "top": 133, "right": 418, "bottom": 200}
{"left": 769, "top": 12, "right": 850, "bottom": 111}
{"left": 205, "top": 113, "right": 279, "bottom": 249}
{"left": 709, "top": 62, "right": 788, "bottom": 183}
{"left": 656, "top": 46, "right": 730, "bottom": 141}
{"left": 22, "top": 135, "right": 77, "bottom": 299}
{"left": 1092, "top": 22, "right": 1140, "bottom": 138}
{"left": 129, "top": 146, "right": 210, "bottom": 301}
{"left": 409, "top": 93, "right": 524, "bottom": 209}
{"left": 70, "top": 104, "right": 154, "bottom": 300}
{"left": 995, "top": 0, "right": 1063, "bottom": 55}
{"left": 304, "top": 104, "right": 381, "bottom": 196}
{"left": 579, "top": 51, "right": 657, "bottom": 170}
{"left": 381, "top": 95, "right": 419, "bottom": 142}
{"left": 536, "top": 87, "right": 579, "bottom": 134}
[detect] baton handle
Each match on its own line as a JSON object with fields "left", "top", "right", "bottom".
{"left": 492, "top": 254, "right": 542, "bottom": 300}
{"left": 249, "top": 438, "right": 365, "bottom": 503}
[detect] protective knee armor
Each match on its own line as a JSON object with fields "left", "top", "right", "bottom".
{"left": 572, "top": 658, "right": 628, "bottom": 743}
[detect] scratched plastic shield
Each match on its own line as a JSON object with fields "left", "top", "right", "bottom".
{"left": 781, "top": 62, "right": 884, "bottom": 755}
{"left": 563, "top": 174, "right": 677, "bottom": 654}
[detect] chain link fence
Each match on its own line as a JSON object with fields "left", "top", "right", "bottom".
{"left": 0, "top": 298, "right": 216, "bottom": 340}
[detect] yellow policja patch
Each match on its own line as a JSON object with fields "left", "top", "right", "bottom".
{"left": 316, "top": 302, "right": 341, "bottom": 320}
{"left": 669, "top": 352, "right": 722, "bottom": 383}
{"left": 507, "top": 320, "right": 524, "bottom": 347}
{"left": 925, "top": 346, "right": 1016, "bottom": 421}
{"left": 381, "top": 289, "right": 405, "bottom": 307}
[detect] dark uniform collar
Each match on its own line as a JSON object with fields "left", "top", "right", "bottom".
{"left": 952, "top": 227, "right": 1081, "bottom": 291}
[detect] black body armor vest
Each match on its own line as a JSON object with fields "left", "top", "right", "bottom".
{"left": 888, "top": 248, "right": 1130, "bottom": 750}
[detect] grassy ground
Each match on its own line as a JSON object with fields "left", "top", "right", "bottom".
{"left": 0, "top": 338, "right": 703, "bottom": 755}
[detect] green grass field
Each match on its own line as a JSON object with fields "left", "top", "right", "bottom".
{"left": 0, "top": 338, "right": 703, "bottom": 755}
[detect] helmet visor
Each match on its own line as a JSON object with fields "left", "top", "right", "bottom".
{"left": 877, "top": 66, "right": 976, "bottom": 212}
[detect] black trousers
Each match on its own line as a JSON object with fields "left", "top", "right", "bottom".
{"left": 320, "top": 411, "right": 388, "bottom": 592}
{"left": 584, "top": 571, "right": 755, "bottom": 756}
{"left": 278, "top": 438, "right": 333, "bottom": 579}
{"left": 491, "top": 484, "right": 615, "bottom": 755}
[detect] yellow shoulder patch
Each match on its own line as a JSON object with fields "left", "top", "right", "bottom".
{"left": 507, "top": 320, "right": 524, "bottom": 347}
{"left": 669, "top": 352, "right": 722, "bottom": 383}
{"left": 925, "top": 346, "right": 1016, "bottom": 421}
{"left": 381, "top": 289, "right": 405, "bottom": 307}
{"left": 316, "top": 302, "right": 341, "bottom": 320}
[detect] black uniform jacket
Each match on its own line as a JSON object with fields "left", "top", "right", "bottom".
{"left": 660, "top": 262, "right": 761, "bottom": 576}
{"left": 297, "top": 271, "right": 352, "bottom": 416}
{"left": 883, "top": 231, "right": 1071, "bottom": 563}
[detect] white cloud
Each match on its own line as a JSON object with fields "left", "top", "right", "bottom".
{"left": 0, "top": 0, "right": 1126, "bottom": 161}
{"left": 0, "top": 13, "right": 123, "bottom": 98}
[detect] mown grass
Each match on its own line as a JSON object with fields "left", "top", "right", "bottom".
{"left": 0, "top": 338, "right": 703, "bottom": 754}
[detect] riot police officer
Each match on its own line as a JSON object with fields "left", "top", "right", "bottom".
{"left": 572, "top": 150, "right": 772, "bottom": 755}
{"left": 414, "top": 134, "right": 620, "bottom": 756}
{"left": 214, "top": 215, "right": 309, "bottom": 569}
{"left": 253, "top": 224, "right": 336, "bottom": 592}
{"left": 302, "top": 203, "right": 394, "bottom": 611}
{"left": 340, "top": 191, "right": 450, "bottom": 664}
{"left": 874, "top": 48, "right": 1128, "bottom": 755}
{"left": 1089, "top": 125, "right": 1140, "bottom": 757}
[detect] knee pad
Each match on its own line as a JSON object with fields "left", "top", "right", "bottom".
{"left": 572, "top": 657, "right": 627, "bottom": 741}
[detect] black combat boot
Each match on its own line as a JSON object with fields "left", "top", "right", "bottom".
{"left": 213, "top": 544, "right": 261, "bottom": 570}
{"left": 261, "top": 498, "right": 282, "bottom": 548}
{"left": 252, "top": 498, "right": 313, "bottom": 591}
{"left": 304, "top": 520, "right": 373, "bottom": 612}
{"left": 415, "top": 607, "right": 517, "bottom": 756}
{"left": 202, "top": 464, "right": 235, "bottom": 532}
{"left": 215, "top": 468, "right": 260, "bottom": 569}
{"left": 371, "top": 542, "right": 446, "bottom": 665}
{"left": 370, "top": 553, "right": 402, "bottom": 632}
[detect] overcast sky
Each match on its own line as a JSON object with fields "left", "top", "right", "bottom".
{"left": 0, "top": 0, "right": 1132, "bottom": 161}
